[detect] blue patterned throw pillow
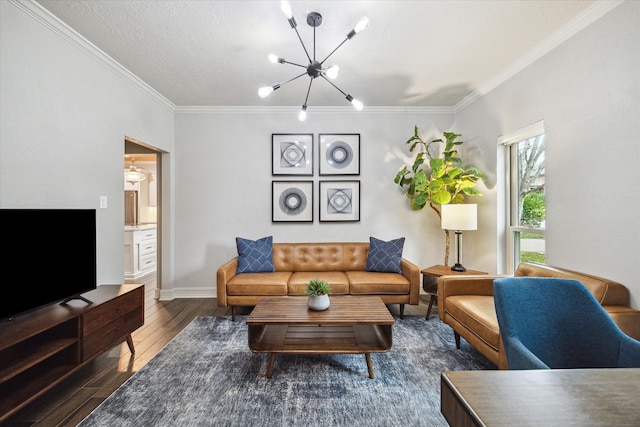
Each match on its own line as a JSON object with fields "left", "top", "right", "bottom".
{"left": 365, "top": 237, "right": 405, "bottom": 274}
{"left": 236, "top": 236, "right": 275, "bottom": 274}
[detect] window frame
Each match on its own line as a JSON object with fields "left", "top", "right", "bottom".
{"left": 498, "top": 120, "right": 545, "bottom": 274}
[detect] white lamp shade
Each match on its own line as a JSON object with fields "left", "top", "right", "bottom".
{"left": 441, "top": 204, "right": 477, "bottom": 231}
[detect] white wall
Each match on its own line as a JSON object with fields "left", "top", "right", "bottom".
{"left": 0, "top": 1, "right": 175, "bottom": 287}
{"left": 455, "top": 1, "right": 640, "bottom": 307}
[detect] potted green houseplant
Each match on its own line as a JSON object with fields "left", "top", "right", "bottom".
{"left": 394, "top": 126, "right": 484, "bottom": 266}
{"left": 305, "top": 278, "right": 332, "bottom": 311}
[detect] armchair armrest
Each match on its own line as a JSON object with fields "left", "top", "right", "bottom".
{"left": 216, "top": 257, "right": 238, "bottom": 306}
{"left": 618, "top": 335, "right": 640, "bottom": 367}
{"left": 401, "top": 258, "right": 421, "bottom": 305}
{"left": 504, "top": 336, "right": 551, "bottom": 370}
{"left": 437, "top": 275, "right": 505, "bottom": 320}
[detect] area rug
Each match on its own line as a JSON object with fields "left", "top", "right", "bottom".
{"left": 78, "top": 315, "right": 494, "bottom": 426}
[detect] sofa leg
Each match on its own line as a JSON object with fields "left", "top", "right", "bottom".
{"left": 399, "top": 304, "right": 405, "bottom": 319}
{"left": 454, "top": 332, "right": 461, "bottom": 349}
{"left": 231, "top": 306, "right": 235, "bottom": 321}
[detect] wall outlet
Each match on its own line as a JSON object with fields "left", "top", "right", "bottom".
{"left": 100, "top": 196, "right": 108, "bottom": 209}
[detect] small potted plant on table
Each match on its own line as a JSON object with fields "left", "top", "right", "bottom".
{"left": 305, "top": 278, "right": 332, "bottom": 311}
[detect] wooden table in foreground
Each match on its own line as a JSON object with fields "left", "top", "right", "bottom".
{"left": 441, "top": 368, "right": 640, "bottom": 427}
{"left": 246, "top": 296, "right": 394, "bottom": 379}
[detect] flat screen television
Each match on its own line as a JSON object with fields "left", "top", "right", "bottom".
{"left": 0, "top": 208, "right": 97, "bottom": 321}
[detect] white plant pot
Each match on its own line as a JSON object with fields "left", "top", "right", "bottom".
{"left": 307, "top": 294, "right": 330, "bottom": 311}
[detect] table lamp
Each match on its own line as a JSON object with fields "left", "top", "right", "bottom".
{"left": 441, "top": 204, "right": 477, "bottom": 272}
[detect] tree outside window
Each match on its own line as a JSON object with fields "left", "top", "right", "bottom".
{"left": 513, "top": 134, "right": 545, "bottom": 265}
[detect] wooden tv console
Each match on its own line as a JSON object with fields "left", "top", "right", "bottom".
{"left": 0, "top": 284, "right": 144, "bottom": 422}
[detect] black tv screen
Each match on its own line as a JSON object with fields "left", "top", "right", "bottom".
{"left": 0, "top": 208, "right": 97, "bottom": 320}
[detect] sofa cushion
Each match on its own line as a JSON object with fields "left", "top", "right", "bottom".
{"left": 445, "top": 295, "right": 501, "bottom": 351}
{"left": 347, "top": 271, "right": 411, "bottom": 295}
{"left": 236, "top": 236, "right": 275, "bottom": 274}
{"left": 291, "top": 243, "right": 346, "bottom": 272}
{"left": 365, "top": 237, "right": 405, "bottom": 274}
{"left": 287, "top": 272, "right": 350, "bottom": 295}
{"left": 226, "top": 271, "right": 291, "bottom": 296}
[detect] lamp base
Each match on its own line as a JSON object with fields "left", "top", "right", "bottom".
{"left": 451, "top": 263, "right": 466, "bottom": 272}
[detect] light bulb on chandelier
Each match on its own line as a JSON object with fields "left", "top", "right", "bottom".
{"left": 258, "top": 1, "right": 368, "bottom": 121}
{"left": 298, "top": 105, "right": 307, "bottom": 122}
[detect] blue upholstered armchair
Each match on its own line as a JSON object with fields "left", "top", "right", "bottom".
{"left": 493, "top": 277, "right": 640, "bottom": 370}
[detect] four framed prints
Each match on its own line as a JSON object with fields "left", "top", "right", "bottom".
{"left": 272, "top": 133, "right": 361, "bottom": 223}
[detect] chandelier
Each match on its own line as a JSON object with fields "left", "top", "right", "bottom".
{"left": 258, "top": 1, "right": 369, "bottom": 121}
{"left": 124, "top": 159, "right": 146, "bottom": 185}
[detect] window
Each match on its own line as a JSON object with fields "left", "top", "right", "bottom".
{"left": 499, "top": 121, "right": 546, "bottom": 273}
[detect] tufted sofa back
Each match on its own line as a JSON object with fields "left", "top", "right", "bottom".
{"left": 515, "top": 262, "right": 629, "bottom": 306}
{"left": 272, "top": 242, "right": 370, "bottom": 272}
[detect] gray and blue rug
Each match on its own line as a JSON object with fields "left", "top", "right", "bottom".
{"left": 79, "top": 315, "right": 494, "bottom": 426}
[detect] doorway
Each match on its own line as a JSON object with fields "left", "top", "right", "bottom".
{"left": 124, "top": 137, "right": 162, "bottom": 296}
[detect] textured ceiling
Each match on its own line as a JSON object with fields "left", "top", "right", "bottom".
{"left": 34, "top": 0, "right": 603, "bottom": 108}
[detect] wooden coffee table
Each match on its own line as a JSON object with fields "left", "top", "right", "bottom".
{"left": 246, "top": 295, "right": 394, "bottom": 379}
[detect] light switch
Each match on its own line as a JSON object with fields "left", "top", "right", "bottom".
{"left": 100, "top": 196, "right": 108, "bottom": 209}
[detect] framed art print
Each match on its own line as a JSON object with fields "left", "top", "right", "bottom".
{"left": 319, "top": 133, "right": 360, "bottom": 175}
{"left": 272, "top": 134, "right": 313, "bottom": 176}
{"left": 319, "top": 180, "right": 360, "bottom": 222}
{"left": 272, "top": 181, "right": 313, "bottom": 222}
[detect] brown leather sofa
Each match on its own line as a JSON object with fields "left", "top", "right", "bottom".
{"left": 217, "top": 242, "right": 421, "bottom": 320}
{"left": 438, "top": 262, "right": 640, "bottom": 369}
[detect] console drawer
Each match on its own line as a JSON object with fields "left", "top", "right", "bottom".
{"left": 83, "top": 310, "right": 143, "bottom": 360}
{"left": 83, "top": 291, "right": 141, "bottom": 336}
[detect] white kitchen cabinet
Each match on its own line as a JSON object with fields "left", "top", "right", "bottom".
{"left": 124, "top": 225, "right": 156, "bottom": 280}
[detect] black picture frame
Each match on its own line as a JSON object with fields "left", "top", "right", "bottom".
{"left": 319, "top": 180, "right": 360, "bottom": 222}
{"left": 272, "top": 134, "right": 314, "bottom": 176}
{"left": 272, "top": 181, "right": 314, "bottom": 222}
{"left": 319, "top": 133, "right": 360, "bottom": 175}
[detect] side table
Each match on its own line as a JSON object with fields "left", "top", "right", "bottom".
{"left": 422, "top": 265, "right": 488, "bottom": 320}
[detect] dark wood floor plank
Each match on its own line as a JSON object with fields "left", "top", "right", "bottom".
{"left": 29, "top": 387, "right": 97, "bottom": 427}
{"left": 93, "top": 372, "right": 133, "bottom": 399}
{"left": 58, "top": 398, "right": 103, "bottom": 427}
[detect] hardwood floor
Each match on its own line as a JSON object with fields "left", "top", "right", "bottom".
{"left": 2, "top": 275, "right": 432, "bottom": 427}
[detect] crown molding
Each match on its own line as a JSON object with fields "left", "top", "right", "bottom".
{"left": 174, "top": 105, "right": 454, "bottom": 115}
{"left": 454, "top": 0, "right": 623, "bottom": 113}
{"left": 13, "top": 0, "right": 176, "bottom": 113}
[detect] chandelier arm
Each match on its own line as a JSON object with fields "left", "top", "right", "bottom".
{"left": 279, "top": 71, "right": 308, "bottom": 87}
{"left": 280, "top": 60, "right": 307, "bottom": 69}
{"left": 320, "top": 37, "right": 349, "bottom": 65}
{"left": 320, "top": 74, "right": 347, "bottom": 97}
{"left": 292, "top": 26, "right": 312, "bottom": 63}
{"left": 303, "top": 78, "right": 313, "bottom": 106}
